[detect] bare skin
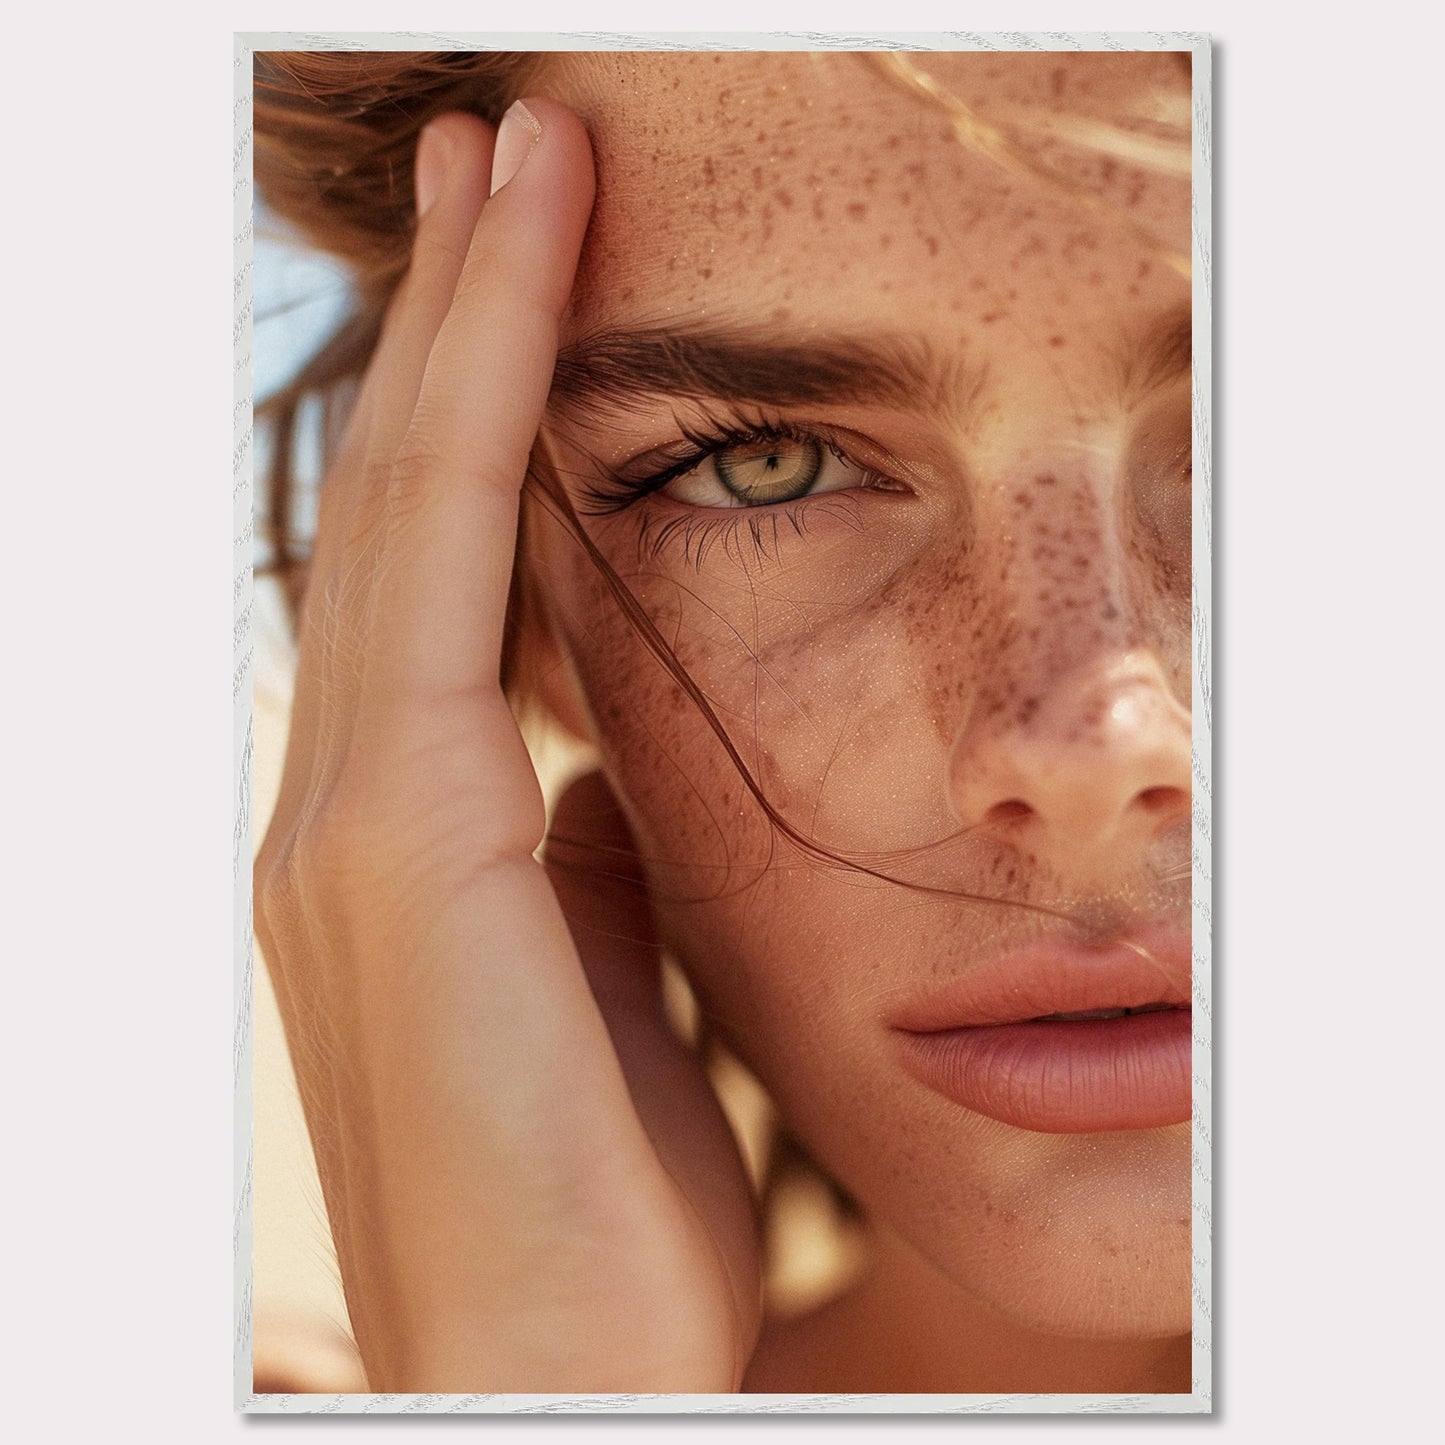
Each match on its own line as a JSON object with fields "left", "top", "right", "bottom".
{"left": 255, "top": 104, "right": 760, "bottom": 1392}
{"left": 257, "top": 52, "right": 1195, "bottom": 1394}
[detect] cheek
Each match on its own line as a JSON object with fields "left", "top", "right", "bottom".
{"left": 533, "top": 518, "right": 775, "bottom": 892}
{"left": 571, "top": 614, "right": 755, "bottom": 878}
{"left": 543, "top": 509, "right": 978, "bottom": 869}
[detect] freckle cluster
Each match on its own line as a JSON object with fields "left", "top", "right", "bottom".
{"left": 563, "top": 49, "right": 1188, "bottom": 351}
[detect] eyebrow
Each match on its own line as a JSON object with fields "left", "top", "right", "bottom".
{"left": 549, "top": 325, "right": 992, "bottom": 426}
{"left": 1120, "top": 305, "right": 1192, "bottom": 402}
{"left": 548, "top": 307, "right": 1191, "bottom": 422}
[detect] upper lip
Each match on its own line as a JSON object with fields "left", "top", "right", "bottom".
{"left": 888, "top": 928, "right": 1191, "bottom": 1032}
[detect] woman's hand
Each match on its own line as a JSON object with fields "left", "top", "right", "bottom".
{"left": 254, "top": 102, "right": 761, "bottom": 1393}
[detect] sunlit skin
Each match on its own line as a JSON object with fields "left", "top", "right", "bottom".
{"left": 526, "top": 52, "right": 1195, "bottom": 1386}
{"left": 256, "top": 47, "right": 1197, "bottom": 1396}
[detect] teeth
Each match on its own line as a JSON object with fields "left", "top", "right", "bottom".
{"left": 1040, "top": 1003, "right": 1182, "bottom": 1022}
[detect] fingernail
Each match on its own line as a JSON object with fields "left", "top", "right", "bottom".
{"left": 414, "top": 122, "right": 453, "bottom": 217}
{"left": 490, "top": 100, "right": 542, "bottom": 196}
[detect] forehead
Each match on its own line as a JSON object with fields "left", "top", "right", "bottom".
{"left": 547, "top": 51, "right": 1192, "bottom": 342}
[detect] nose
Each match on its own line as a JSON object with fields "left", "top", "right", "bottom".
{"left": 948, "top": 650, "right": 1191, "bottom": 861}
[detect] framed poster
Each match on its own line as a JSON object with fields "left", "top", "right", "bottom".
{"left": 234, "top": 30, "right": 1212, "bottom": 1413}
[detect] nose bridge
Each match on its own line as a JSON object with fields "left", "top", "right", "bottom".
{"left": 972, "top": 449, "right": 1134, "bottom": 724}
{"left": 947, "top": 449, "right": 1191, "bottom": 857}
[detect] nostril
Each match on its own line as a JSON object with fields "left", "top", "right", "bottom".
{"left": 1137, "top": 786, "right": 1182, "bottom": 814}
{"left": 984, "top": 799, "right": 1034, "bottom": 826}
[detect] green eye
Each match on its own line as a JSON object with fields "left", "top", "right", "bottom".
{"left": 714, "top": 439, "right": 824, "bottom": 503}
{"left": 660, "top": 430, "right": 876, "bottom": 510}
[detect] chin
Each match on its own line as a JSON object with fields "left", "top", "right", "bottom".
{"left": 961, "top": 1238, "right": 1194, "bottom": 1341}
{"left": 909, "top": 1120, "right": 1196, "bottom": 1340}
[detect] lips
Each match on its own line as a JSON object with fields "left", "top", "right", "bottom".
{"left": 891, "top": 933, "right": 1192, "bottom": 1134}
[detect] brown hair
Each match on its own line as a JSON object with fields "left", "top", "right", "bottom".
{"left": 254, "top": 51, "right": 546, "bottom": 618}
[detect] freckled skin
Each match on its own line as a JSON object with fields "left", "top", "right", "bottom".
{"left": 532, "top": 52, "right": 1194, "bottom": 1345}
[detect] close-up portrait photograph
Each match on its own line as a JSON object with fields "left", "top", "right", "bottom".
{"left": 240, "top": 32, "right": 1210, "bottom": 1412}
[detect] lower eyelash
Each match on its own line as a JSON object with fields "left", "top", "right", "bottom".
{"left": 633, "top": 493, "right": 866, "bottom": 569}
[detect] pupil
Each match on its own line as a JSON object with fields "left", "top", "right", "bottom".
{"left": 716, "top": 439, "right": 822, "bottom": 502}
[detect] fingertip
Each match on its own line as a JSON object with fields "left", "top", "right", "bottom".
{"left": 490, "top": 101, "right": 544, "bottom": 196}
{"left": 496, "top": 95, "right": 597, "bottom": 216}
{"left": 414, "top": 123, "right": 454, "bottom": 217}
{"left": 413, "top": 111, "right": 497, "bottom": 220}
{"left": 472, "top": 97, "right": 595, "bottom": 319}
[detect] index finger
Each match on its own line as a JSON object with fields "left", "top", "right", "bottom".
{"left": 266, "top": 112, "right": 499, "bottom": 844}
{"left": 358, "top": 97, "right": 596, "bottom": 719}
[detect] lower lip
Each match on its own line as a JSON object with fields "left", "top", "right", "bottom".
{"left": 896, "top": 1008, "right": 1192, "bottom": 1134}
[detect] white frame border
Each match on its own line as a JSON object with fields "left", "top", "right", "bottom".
{"left": 232, "top": 29, "right": 1213, "bottom": 1415}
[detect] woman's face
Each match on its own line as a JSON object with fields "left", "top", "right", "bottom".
{"left": 532, "top": 51, "right": 1195, "bottom": 1337}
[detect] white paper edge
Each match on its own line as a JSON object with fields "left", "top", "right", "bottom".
{"left": 231, "top": 28, "right": 1213, "bottom": 1415}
